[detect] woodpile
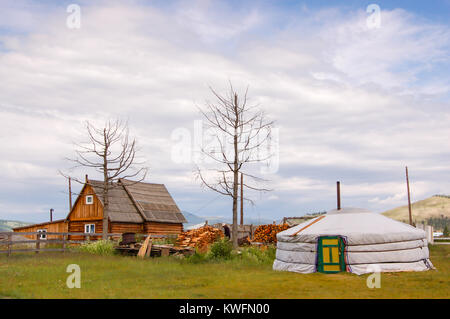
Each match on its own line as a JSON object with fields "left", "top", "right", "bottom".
{"left": 115, "top": 242, "right": 194, "bottom": 257}
{"left": 251, "top": 223, "right": 290, "bottom": 244}
{"left": 176, "top": 225, "right": 224, "bottom": 250}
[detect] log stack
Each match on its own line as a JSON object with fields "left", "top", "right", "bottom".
{"left": 251, "top": 223, "right": 290, "bottom": 244}
{"left": 176, "top": 225, "right": 224, "bottom": 250}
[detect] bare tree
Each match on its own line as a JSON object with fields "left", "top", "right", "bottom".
{"left": 196, "top": 84, "right": 274, "bottom": 248}
{"left": 62, "top": 120, "right": 148, "bottom": 239}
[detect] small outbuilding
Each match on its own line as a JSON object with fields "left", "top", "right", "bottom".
{"left": 273, "top": 207, "right": 434, "bottom": 275}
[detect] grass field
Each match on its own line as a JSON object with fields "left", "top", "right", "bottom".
{"left": 0, "top": 245, "right": 448, "bottom": 299}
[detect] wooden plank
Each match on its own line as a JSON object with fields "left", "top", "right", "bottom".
{"left": 0, "top": 248, "right": 66, "bottom": 254}
{"left": 2, "top": 231, "right": 122, "bottom": 236}
{"left": 141, "top": 234, "right": 177, "bottom": 239}
{"left": 137, "top": 235, "right": 151, "bottom": 258}
{"left": 3, "top": 239, "right": 96, "bottom": 246}
{"left": 7, "top": 240, "right": 41, "bottom": 245}
{"left": 145, "top": 241, "right": 152, "bottom": 257}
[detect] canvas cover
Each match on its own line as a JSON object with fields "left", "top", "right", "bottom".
{"left": 273, "top": 207, "right": 434, "bottom": 275}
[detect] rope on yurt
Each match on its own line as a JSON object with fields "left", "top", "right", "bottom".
{"left": 289, "top": 215, "right": 326, "bottom": 237}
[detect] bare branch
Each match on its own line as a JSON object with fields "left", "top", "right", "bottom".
{"left": 195, "top": 83, "right": 275, "bottom": 248}
{"left": 60, "top": 119, "right": 149, "bottom": 239}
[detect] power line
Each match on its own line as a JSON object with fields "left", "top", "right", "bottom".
{"left": 192, "top": 194, "right": 223, "bottom": 215}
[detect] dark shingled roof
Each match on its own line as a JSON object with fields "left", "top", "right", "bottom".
{"left": 88, "top": 179, "right": 186, "bottom": 224}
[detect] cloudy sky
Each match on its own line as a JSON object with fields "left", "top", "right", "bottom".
{"left": 1, "top": 0, "right": 449, "bottom": 223}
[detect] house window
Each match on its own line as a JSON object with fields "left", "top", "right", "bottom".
{"left": 84, "top": 224, "right": 95, "bottom": 233}
{"left": 85, "top": 195, "right": 94, "bottom": 205}
{"left": 37, "top": 229, "right": 47, "bottom": 240}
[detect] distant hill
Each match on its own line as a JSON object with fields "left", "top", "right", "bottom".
{"left": 181, "top": 211, "right": 205, "bottom": 226}
{"left": 182, "top": 211, "right": 276, "bottom": 227}
{"left": 0, "top": 220, "right": 31, "bottom": 232}
{"left": 382, "top": 195, "right": 450, "bottom": 227}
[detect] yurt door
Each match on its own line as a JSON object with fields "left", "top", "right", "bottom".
{"left": 317, "top": 236, "right": 345, "bottom": 273}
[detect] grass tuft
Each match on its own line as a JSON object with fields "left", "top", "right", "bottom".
{"left": 76, "top": 240, "right": 116, "bottom": 256}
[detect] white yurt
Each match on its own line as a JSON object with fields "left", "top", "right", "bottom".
{"left": 273, "top": 207, "right": 434, "bottom": 275}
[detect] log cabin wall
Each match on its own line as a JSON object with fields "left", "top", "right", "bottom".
{"left": 14, "top": 220, "right": 68, "bottom": 239}
{"left": 69, "top": 184, "right": 103, "bottom": 221}
{"left": 110, "top": 222, "right": 144, "bottom": 234}
{"left": 68, "top": 220, "right": 103, "bottom": 240}
{"left": 67, "top": 184, "right": 103, "bottom": 240}
{"left": 144, "top": 221, "right": 183, "bottom": 235}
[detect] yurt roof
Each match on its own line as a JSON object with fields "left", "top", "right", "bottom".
{"left": 277, "top": 207, "right": 426, "bottom": 245}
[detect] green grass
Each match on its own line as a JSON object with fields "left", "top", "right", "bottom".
{"left": 0, "top": 245, "right": 448, "bottom": 299}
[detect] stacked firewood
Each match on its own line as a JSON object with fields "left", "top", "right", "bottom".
{"left": 251, "top": 223, "right": 290, "bottom": 244}
{"left": 176, "top": 225, "right": 224, "bottom": 250}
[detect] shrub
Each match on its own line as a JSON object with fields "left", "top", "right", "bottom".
{"left": 208, "top": 238, "right": 233, "bottom": 260}
{"left": 185, "top": 250, "right": 208, "bottom": 264}
{"left": 443, "top": 225, "right": 449, "bottom": 237}
{"left": 183, "top": 240, "right": 276, "bottom": 265}
{"left": 78, "top": 240, "right": 116, "bottom": 256}
{"left": 239, "top": 246, "right": 276, "bottom": 264}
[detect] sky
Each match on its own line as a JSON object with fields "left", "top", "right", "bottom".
{"left": 0, "top": 0, "right": 449, "bottom": 223}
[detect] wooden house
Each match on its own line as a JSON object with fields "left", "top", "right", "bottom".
{"left": 12, "top": 219, "right": 68, "bottom": 240}
{"left": 14, "top": 178, "right": 187, "bottom": 239}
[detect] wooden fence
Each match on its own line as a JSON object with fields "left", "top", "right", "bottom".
{"left": 0, "top": 232, "right": 176, "bottom": 256}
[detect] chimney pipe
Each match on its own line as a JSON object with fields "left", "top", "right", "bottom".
{"left": 337, "top": 181, "right": 341, "bottom": 210}
{"left": 85, "top": 174, "right": 89, "bottom": 183}
{"left": 50, "top": 208, "right": 54, "bottom": 222}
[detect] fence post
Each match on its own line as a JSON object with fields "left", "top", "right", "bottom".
{"left": 62, "top": 234, "right": 66, "bottom": 253}
{"left": 7, "top": 233, "right": 11, "bottom": 257}
{"left": 35, "top": 233, "right": 40, "bottom": 254}
{"left": 426, "top": 225, "right": 434, "bottom": 244}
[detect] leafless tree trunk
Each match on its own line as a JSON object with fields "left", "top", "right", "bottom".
{"left": 196, "top": 84, "right": 274, "bottom": 248}
{"left": 61, "top": 120, "right": 148, "bottom": 239}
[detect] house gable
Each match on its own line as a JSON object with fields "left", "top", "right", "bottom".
{"left": 67, "top": 183, "right": 103, "bottom": 221}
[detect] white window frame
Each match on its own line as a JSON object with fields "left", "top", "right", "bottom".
{"left": 37, "top": 229, "right": 47, "bottom": 240}
{"left": 85, "top": 195, "right": 94, "bottom": 205}
{"left": 84, "top": 224, "right": 95, "bottom": 234}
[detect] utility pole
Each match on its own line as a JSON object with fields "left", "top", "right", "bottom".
{"left": 68, "top": 177, "right": 73, "bottom": 211}
{"left": 240, "top": 173, "right": 244, "bottom": 225}
{"left": 406, "top": 166, "right": 413, "bottom": 225}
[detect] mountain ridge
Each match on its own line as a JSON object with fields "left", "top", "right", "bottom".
{"left": 0, "top": 220, "right": 31, "bottom": 232}
{"left": 382, "top": 195, "right": 450, "bottom": 227}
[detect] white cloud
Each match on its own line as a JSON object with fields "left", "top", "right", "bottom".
{"left": 0, "top": 2, "right": 449, "bottom": 220}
